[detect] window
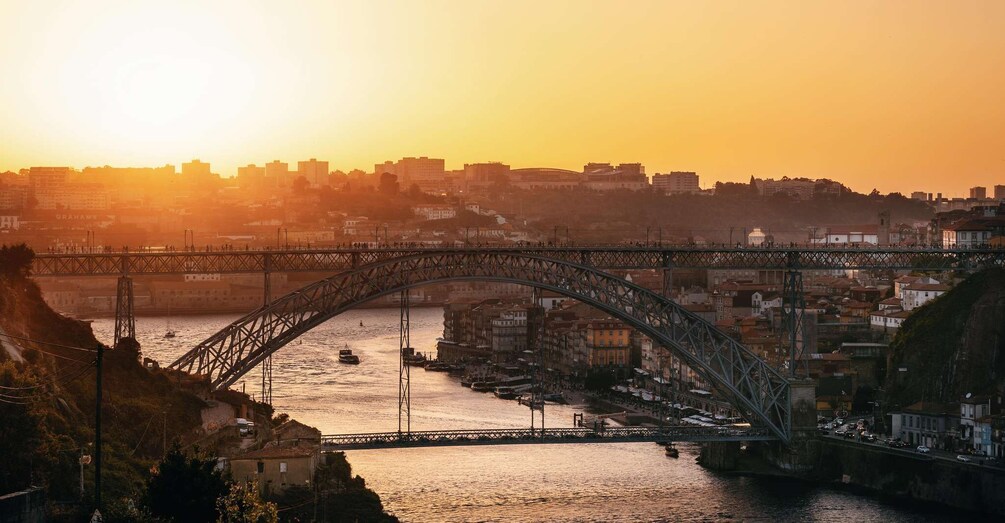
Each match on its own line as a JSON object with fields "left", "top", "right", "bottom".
{"left": 280, "top": 462, "right": 287, "bottom": 473}
{"left": 257, "top": 461, "right": 264, "bottom": 474}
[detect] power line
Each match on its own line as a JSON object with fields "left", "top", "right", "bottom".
{"left": 0, "top": 358, "right": 92, "bottom": 390}
{"left": 0, "top": 361, "right": 95, "bottom": 401}
{"left": 0, "top": 332, "right": 99, "bottom": 353}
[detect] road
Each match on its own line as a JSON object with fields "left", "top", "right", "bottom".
{"left": 818, "top": 430, "right": 1004, "bottom": 469}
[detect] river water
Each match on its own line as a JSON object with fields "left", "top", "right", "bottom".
{"left": 92, "top": 308, "right": 956, "bottom": 522}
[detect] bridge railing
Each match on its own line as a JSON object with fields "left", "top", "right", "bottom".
{"left": 319, "top": 425, "right": 774, "bottom": 448}
{"left": 31, "top": 244, "right": 1005, "bottom": 275}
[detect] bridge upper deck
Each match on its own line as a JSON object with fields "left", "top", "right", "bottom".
{"left": 31, "top": 245, "right": 1005, "bottom": 276}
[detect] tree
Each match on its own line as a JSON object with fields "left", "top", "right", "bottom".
{"left": 378, "top": 172, "right": 399, "bottom": 195}
{"left": 291, "top": 176, "right": 309, "bottom": 193}
{"left": 0, "top": 243, "right": 34, "bottom": 279}
{"left": 0, "top": 361, "right": 44, "bottom": 493}
{"left": 217, "top": 482, "right": 278, "bottom": 523}
{"left": 144, "top": 444, "right": 229, "bottom": 522}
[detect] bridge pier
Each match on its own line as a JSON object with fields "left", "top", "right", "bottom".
{"left": 113, "top": 275, "right": 135, "bottom": 346}
{"left": 782, "top": 260, "right": 806, "bottom": 377}
{"left": 261, "top": 255, "right": 273, "bottom": 405}
{"left": 399, "top": 289, "right": 411, "bottom": 434}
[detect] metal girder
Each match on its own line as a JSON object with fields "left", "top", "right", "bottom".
{"left": 169, "top": 252, "right": 794, "bottom": 442}
{"left": 113, "top": 276, "right": 135, "bottom": 345}
{"left": 319, "top": 426, "right": 774, "bottom": 450}
{"left": 32, "top": 245, "right": 1005, "bottom": 276}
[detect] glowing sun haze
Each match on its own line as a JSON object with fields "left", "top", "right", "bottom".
{"left": 2, "top": 0, "right": 1003, "bottom": 195}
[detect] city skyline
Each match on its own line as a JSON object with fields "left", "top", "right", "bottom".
{"left": 3, "top": 1, "right": 1005, "bottom": 196}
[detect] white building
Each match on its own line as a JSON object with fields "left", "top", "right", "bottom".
{"left": 0, "top": 215, "right": 19, "bottom": 229}
{"left": 960, "top": 395, "right": 994, "bottom": 454}
{"left": 652, "top": 172, "right": 699, "bottom": 195}
{"left": 412, "top": 204, "right": 456, "bottom": 221}
{"left": 747, "top": 227, "right": 767, "bottom": 246}
{"left": 869, "top": 309, "right": 910, "bottom": 330}
{"left": 751, "top": 291, "right": 782, "bottom": 316}
{"left": 941, "top": 219, "right": 995, "bottom": 247}
{"left": 901, "top": 283, "right": 949, "bottom": 311}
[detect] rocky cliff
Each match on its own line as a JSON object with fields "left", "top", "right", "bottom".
{"left": 885, "top": 268, "right": 1005, "bottom": 407}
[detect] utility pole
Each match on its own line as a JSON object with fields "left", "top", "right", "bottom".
{"left": 94, "top": 343, "right": 104, "bottom": 511}
{"left": 162, "top": 406, "right": 169, "bottom": 459}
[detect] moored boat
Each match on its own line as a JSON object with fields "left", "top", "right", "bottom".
{"left": 470, "top": 380, "right": 499, "bottom": 392}
{"left": 338, "top": 345, "right": 360, "bottom": 364}
{"left": 401, "top": 347, "right": 427, "bottom": 367}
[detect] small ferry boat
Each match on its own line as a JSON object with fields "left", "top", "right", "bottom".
{"left": 470, "top": 380, "right": 499, "bottom": 392}
{"left": 461, "top": 374, "right": 490, "bottom": 387}
{"left": 495, "top": 383, "right": 532, "bottom": 399}
{"left": 664, "top": 445, "right": 679, "bottom": 458}
{"left": 163, "top": 330, "right": 176, "bottom": 339}
{"left": 338, "top": 346, "right": 360, "bottom": 364}
{"left": 401, "top": 347, "right": 427, "bottom": 367}
{"left": 424, "top": 361, "right": 452, "bottom": 372}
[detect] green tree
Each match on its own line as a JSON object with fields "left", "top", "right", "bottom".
{"left": 217, "top": 482, "right": 278, "bottom": 523}
{"left": 144, "top": 444, "right": 229, "bottom": 522}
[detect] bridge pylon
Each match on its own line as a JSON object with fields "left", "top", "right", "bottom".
{"left": 113, "top": 275, "right": 135, "bottom": 346}
{"left": 261, "top": 257, "right": 273, "bottom": 405}
{"left": 398, "top": 289, "right": 411, "bottom": 435}
{"left": 782, "top": 266, "right": 806, "bottom": 377}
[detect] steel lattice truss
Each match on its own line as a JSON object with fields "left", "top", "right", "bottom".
{"left": 319, "top": 426, "right": 775, "bottom": 450}
{"left": 169, "top": 252, "right": 794, "bottom": 442}
{"left": 33, "top": 245, "right": 1005, "bottom": 276}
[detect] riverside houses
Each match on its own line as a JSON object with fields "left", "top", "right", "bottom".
{"left": 890, "top": 402, "right": 959, "bottom": 449}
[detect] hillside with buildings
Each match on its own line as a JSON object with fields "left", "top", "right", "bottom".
{"left": 3, "top": 161, "right": 1003, "bottom": 254}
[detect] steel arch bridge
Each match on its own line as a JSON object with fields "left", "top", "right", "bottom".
{"left": 169, "top": 251, "right": 793, "bottom": 442}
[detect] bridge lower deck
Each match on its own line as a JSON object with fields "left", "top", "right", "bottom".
{"left": 320, "top": 426, "right": 775, "bottom": 450}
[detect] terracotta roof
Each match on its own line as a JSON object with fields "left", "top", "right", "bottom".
{"left": 903, "top": 283, "right": 950, "bottom": 292}
{"left": 903, "top": 401, "right": 958, "bottom": 416}
{"left": 943, "top": 218, "right": 1004, "bottom": 231}
{"left": 234, "top": 444, "right": 318, "bottom": 460}
{"left": 879, "top": 297, "right": 902, "bottom": 305}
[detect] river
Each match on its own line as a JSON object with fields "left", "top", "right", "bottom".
{"left": 91, "top": 308, "right": 957, "bottom": 522}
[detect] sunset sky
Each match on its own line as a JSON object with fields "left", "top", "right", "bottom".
{"left": 1, "top": 0, "right": 1003, "bottom": 195}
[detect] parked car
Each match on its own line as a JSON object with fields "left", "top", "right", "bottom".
{"left": 917, "top": 445, "right": 931, "bottom": 453}
{"left": 956, "top": 455, "right": 971, "bottom": 462}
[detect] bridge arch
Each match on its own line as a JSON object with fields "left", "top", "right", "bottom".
{"left": 169, "top": 251, "right": 791, "bottom": 441}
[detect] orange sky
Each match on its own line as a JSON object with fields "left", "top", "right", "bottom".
{"left": 1, "top": 0, "right": 1003, "bottom": 196}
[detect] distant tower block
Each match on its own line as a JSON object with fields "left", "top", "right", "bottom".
{"left": 878, "top": 210, "right": 891, "bottom": 246}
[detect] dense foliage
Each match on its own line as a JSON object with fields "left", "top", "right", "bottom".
{"left": 144, "top": 445, "right": 229, "bottom": 522}
{"left": 0, "top": 243, "right": 34, "bottom": 279}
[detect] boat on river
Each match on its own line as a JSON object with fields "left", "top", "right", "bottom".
{"left": 338, "top": 346, "right": 360, "bottom": 364}
{"left": 401, "top": 347, "right": 427, "bottom": 367}
{"left": 494, "top": 384, "right": 532, "bottom": 399}
{"left": 424, "top": 361, "right": 452, "bottom": 372}
{"left": 665, "top": 445, "right": 679, "bottom": 458}
{"left": 471, "top": 380, "right": 499, "bottom": 392}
